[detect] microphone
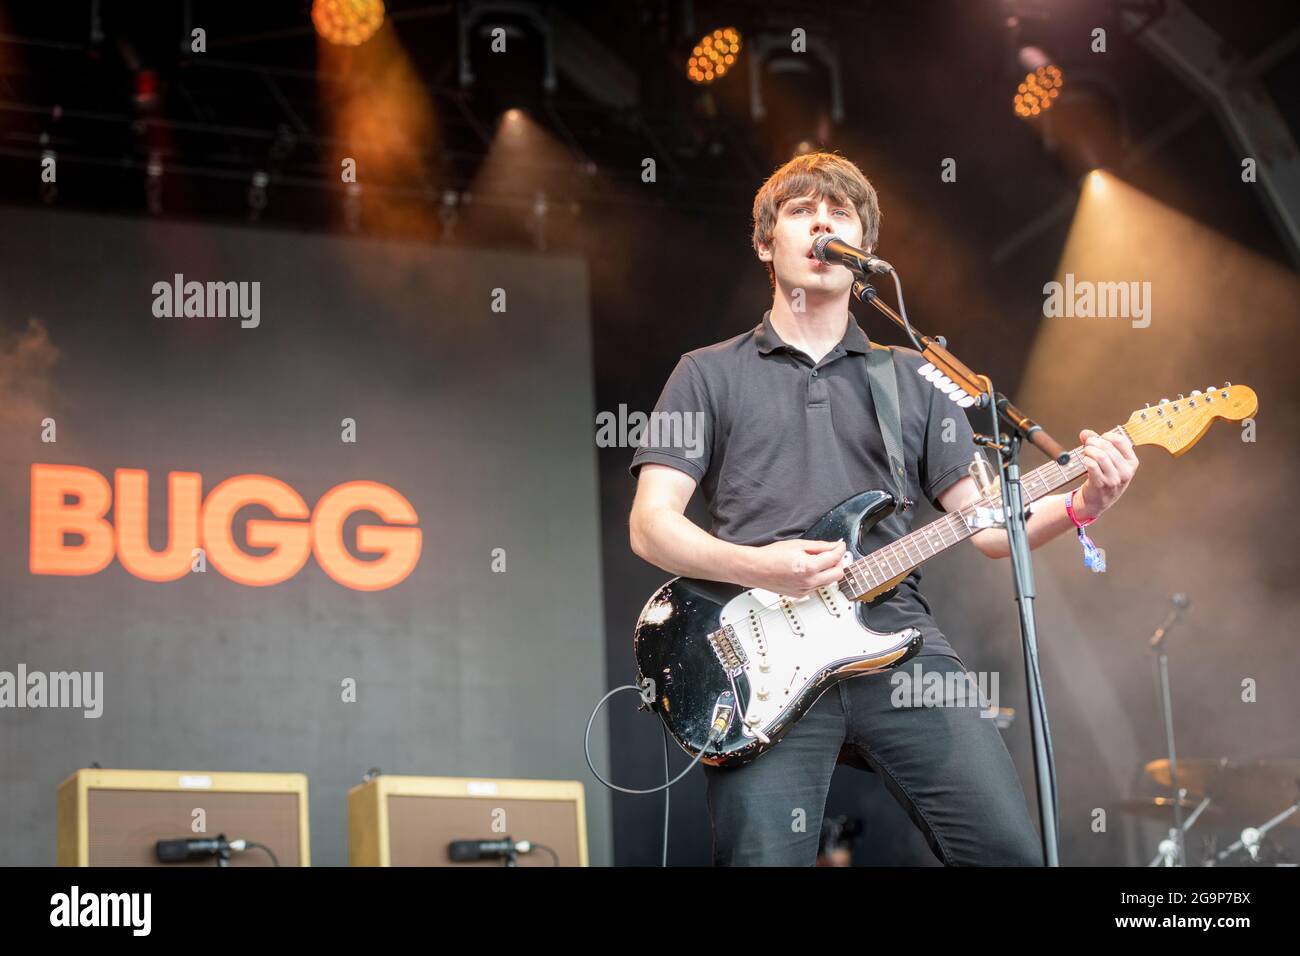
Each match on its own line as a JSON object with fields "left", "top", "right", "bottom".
{"left": 812, "top": 233, "right": 894, "bottom": 275}
{"left": 448, "top": 838, "right": 534, "bottom": 862}
{"left": 155, "top": 835, "right": 246, "bottom": 863}
{"left": 1149, "top": 593, "right": 1191, "bottom": 650}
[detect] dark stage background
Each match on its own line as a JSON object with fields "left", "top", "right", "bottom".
{"left": 0, "top": 207, "right": 611, "bottom": 866}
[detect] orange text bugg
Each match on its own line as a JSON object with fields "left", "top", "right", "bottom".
{"left": 29, "top": 463, "right": 422, "bottom": 591}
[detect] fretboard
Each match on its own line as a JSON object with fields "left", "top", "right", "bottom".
{"left": 838, "top": 424, "right": 1130, "bottom": 600}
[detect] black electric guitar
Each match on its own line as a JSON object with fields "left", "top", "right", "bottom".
{"left": 633, "top": 384, "right": 1257, "bottom": 768}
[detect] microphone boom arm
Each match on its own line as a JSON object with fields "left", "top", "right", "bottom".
{"left": 852, "top": 279, "right": 1068, "bottom": 465}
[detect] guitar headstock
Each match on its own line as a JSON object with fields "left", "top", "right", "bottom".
{"left": 1123, "top": 383, "right": 1257, "bottom": 457}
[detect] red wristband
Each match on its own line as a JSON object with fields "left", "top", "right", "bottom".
{"left": 1066, "top": 489, "right": 1097, "bottom": 528}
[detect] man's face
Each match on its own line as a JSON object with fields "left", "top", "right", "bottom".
{"left": 758, "top": 192, "right": 865, "bottom": 297}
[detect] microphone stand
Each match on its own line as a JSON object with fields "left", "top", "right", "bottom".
{"left": 852, "top": 275, "right": 1068, "bottom": 866}
{"left": 1207, "top": 802, "right": 1300, "bottom": 866}
{"left": 1149, "top": 595, "right": 1191, "bottom": 864}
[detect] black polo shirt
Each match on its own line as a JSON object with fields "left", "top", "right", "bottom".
{"left": 629, "top": 309, "right": 982, "bottom": 660}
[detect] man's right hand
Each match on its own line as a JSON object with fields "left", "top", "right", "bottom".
{"left": 745, "top": 539, "right": 847, "bottom": 597}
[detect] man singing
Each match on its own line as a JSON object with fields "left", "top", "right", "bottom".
{"left": 628, "top": 151, "right": 1138, "bottom": 866}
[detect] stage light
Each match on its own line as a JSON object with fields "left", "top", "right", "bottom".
{"left": 145, "top": 152, "right": 163, "bottom": 216}
{"left": 248, "top": 170, "right": 269, "bottom": 222}
{"left": 439, "top": 189, "right": 461, "bottom": 240}
{"left": 687, "top": 27, "right": 741, "bottom": 85}
{"left": 133, "top": 69, "right": 160, "bottom": 111}
{"left": 528, "top": 189, "right": 550, "bottom": 252}
{"left": 312, "top": 0, "right": 385, "bottom": 48}
{"left": 1087, "top": 169, "right": 1106, "bottom": 193}
{"left": 458, "top": 6, "right": 557, "bottom": 94}
{"left": 1013, "top": 47, "right": 1063, "bottom": 119}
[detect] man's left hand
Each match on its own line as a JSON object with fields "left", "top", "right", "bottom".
{"left": 1074, "top": 428, "right": 1139, "bottom": 521}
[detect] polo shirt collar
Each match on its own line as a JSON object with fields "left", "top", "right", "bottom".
{"left": 754, "top": 309, "right": 873, "bottom": 356}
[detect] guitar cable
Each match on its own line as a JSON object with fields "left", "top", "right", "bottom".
{"left": 583, "top": 683, "right": 725, "bottom": 867}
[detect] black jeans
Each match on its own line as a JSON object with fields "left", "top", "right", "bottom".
{"left": 702, "top": 654, "right": 1044, "bottom": 866}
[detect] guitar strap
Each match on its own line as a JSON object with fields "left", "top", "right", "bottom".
{"left": 864, "top": 342, "right": 911, "bottom": 513}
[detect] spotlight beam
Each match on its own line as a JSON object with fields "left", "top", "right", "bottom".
{"left": 1124, "top": 2, "right": 1300, "bottom": 268}
{"left": 993, "top": 22, "right": 1300, "bottom": 266}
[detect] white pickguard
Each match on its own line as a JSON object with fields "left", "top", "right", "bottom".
{"left": 715, "top": 580, "right": 917, "bottom": 741}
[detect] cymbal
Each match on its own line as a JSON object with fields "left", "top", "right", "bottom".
{"left": 1116, "top": 797, "right": 1221, "bottom": 822}
{"left": 1144, "top": 758, "right": 1300, "bottom": 824}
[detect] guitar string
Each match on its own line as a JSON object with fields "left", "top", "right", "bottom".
{"left": 731, "top": 396, "right": 1235, "bottom": 624}
{"left": 841, "top": 437, "right": 1097, "bottom": 599}
{"left": 698, "top": 404, "right": 1238, "bottom": 733}
{"left": 741, "top": 440, "right": 1097, "bottom": 621}
{"left": 849, "top": 392, "right": 1240, "bottom": 594}
{"left": 844, "top": 416, "right": 1168, "bottom": 596}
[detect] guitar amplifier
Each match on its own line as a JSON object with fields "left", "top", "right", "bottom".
{"left": 348, "top": 775, "right": 588, "bottom": 866}
{"left": 56, "top": 768, "right": 310, "bottom": 866}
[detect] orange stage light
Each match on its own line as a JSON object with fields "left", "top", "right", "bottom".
{"left": 312, "top": 0, "right": 385, "bottom": 48}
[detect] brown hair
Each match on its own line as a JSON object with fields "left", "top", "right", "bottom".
{"left": 751, "top": 151, "right": 881, "bottom": 289}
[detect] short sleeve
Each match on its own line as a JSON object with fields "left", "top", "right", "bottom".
{"left": 920, "top": 384, "right": 983, "bottom": 509}
{"left": 628, "top": 354, "right": 714, "bottom": 483}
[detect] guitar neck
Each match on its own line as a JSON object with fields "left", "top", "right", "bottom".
{"left": 839, "top": 424, "right": 1131, "bottom": 601}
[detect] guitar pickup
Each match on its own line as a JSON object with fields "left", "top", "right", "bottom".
{"left": 746, "top": 607, "right": 766, "bottom": 651}
{"left": 817, "top": 585, "right": 842, "bottom": 618}
{"left": 779, "top": 597, "right": 806, "bottom": 637}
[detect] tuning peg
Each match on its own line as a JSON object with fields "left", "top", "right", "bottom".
{"left": 1224, "top": 381, "right": 1231, "bottom": 387}
{"left": 1177, "top": 393, "right": 1184, "bottom": 400}
{"left": 1158, "top": 398, "right": 1170, "bottom": 404}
